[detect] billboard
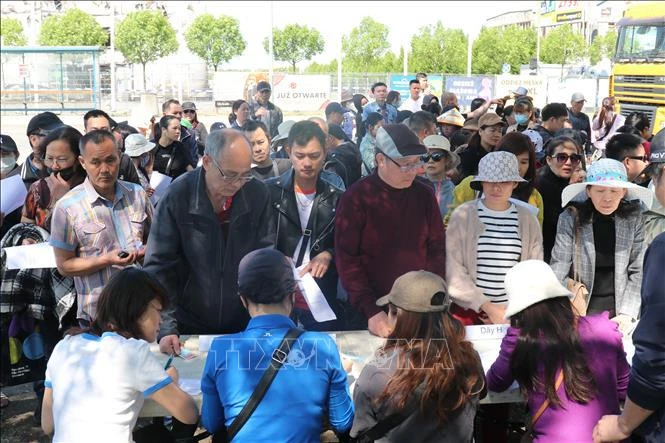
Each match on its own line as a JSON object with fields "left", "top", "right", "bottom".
{"left": 213, "top": 72, "right": 330, "bottom": 112}
{"left": 444, "top": 76, "right": 495, "bottom": 112}
{"left": 495, "top": 75, "right": 548, "bottom": 109}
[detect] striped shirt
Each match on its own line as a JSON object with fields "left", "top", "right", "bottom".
{"left": 476, "top": 201, "right": 521, "bottom": 304}
{"left": 50, "top": 178, "right": 152, "bottom": 321}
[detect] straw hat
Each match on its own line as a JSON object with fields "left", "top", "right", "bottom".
{"left": 504, "top": 260, "right": 573, "bottom": 318}
{"left": 470, "top": 151, "right": 526, "bottom": 191}
{"left": 437, "top": 108, "right": 465, "bottom": 127}
{"left": 560, "top": 158, "right": 653, "bottom": 208}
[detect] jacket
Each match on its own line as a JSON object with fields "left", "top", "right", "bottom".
{"left": 249, "top": 101, "right": 284, "bottom": 139}
{"left": 446, "top": 200, "right": 543, "bottom": 312}
{"left": 644, "top": 189, "right": 665, "bottom": 246}
{"left": 143, "top": 168, "right": 275, "bottom": 336}
{"left": 324, "top": 142, "right": 362, "bottom": 188}
{"left": 265, "top": 170, "right": 341, "bottom": 264}
{"left": 549, "top": 207, "right": 645, "bottom": 319}
{"left": 265, "top": 170, "right": 343, "bottom": 304}
{"left": 536, "top": 166, "right": 570, "bottom": 262}
{"left": 487, "top": 314, "right": 630, "bottom": 443}
{"left": 629, "top": 233, "right": 665, "bottom": 442}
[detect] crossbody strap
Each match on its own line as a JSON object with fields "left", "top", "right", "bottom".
{"left": 226, "top": 328, "right": 305, "bottom": 440}
{"left": 353, "top": 410, "right": 411, "bottom": 443}
{"left": 294, "top": 194, "right": 320, "bottom": 267}
{"left": 529, "top": 370, "right": 564, "bottom": 430}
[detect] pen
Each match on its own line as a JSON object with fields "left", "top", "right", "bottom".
{"left": 164, "top": 354, "right": 174, "bottom": 370}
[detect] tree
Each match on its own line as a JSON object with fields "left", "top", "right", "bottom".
{"left": 38, "top": 8, "right": 108, "bottom": 46}
{"left": 0, "top": 18, "right": 27, "bottom": 46}
{"left": 115, "top": 11, "right": 178, "bottom": 88}
{"left": 409, "top": 22, "right": 467, "bottom": 74}
{"left": 342, "top": 17, "right": 390, "bottom": 73}
{"left": 472, "top": 25, "right": 536, "bottom": 74}
{"left": 185, "top": 14, "right": 246, "bottom": 72}
{"left": 588, "top": 31, "right": 617, "bottom": 65}
{"left": 264, "top": 24, "right": 324, "bottom": 73}
{"left": 540, "top": 24, "right": 586, "bottom": 78}
{"left": 305, "top": 59, "right": 338, "bottom": 74}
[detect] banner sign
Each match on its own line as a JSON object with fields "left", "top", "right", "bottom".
{"left": 445, "top": 76, "right": 495, "bottom": 111}
{"left": 495, "top": 75, "right": 548, "bottom": 108}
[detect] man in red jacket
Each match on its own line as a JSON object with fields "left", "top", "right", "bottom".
{"left": 334, "top": 124, "right": 446, "bottom": 337}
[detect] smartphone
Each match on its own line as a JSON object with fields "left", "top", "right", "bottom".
{"left": 118, "top": 251, "right": 129, "bottom": 259}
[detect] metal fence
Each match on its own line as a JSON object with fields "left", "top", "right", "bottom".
{"left": 0, "top": 46, "right": 102, "bottom": 113}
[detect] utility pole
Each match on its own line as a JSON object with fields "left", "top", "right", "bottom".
{"left": 110, "top": 1, "right": 116, "bottom": 112}
{"left": 268, "top": 0, "right": 274, "bottom": 86}
{"left": 338, "top": 33, "right": 343, "bottom": 102}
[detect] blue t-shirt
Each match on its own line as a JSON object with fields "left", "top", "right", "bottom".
{"left": 200, "top": 314, "right": 354, "bottom": 441}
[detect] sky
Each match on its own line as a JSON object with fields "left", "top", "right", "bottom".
{"left": 186, "top": 1, "right": 535, "bottom": 70}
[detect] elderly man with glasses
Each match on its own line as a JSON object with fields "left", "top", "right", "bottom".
{"left": 334, "top": 125, "right": 446, "bottom": 337}
{"left": 144, "top": 129, "right": 275, "bottom": 356}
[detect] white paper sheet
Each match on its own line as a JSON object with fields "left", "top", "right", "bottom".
{"left": 149, "top": 171, "right": 172, "bottom": 204}
{"left": 509, "top": 197, "right": 539, "bottom": 216}
{"left": 1, "top": 174, "right": 28, "bottom": 214}
{"left": 178, "top": 378, "right": 201, "bottom": 396}
{"left": 4, "top": 242, "right": 57, "bottom": 269}
{"left": 295, "top": 265, "right": 337, "bottom": 323}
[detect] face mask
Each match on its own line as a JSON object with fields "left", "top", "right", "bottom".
{"left": 57, "top": 166, "right": 76, "bottom": 181}
{"left": 140, "top": 155, "right": 150, "bottom": 168}
{"left": 514, "top": 114, "right": 529, "bottom": 126}
{"left": 1, "top": 156, "right": 17, "bottom": 173}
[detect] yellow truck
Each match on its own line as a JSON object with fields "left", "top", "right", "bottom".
{"left": 610, "top": 2, "right": 665, "bottom": 133}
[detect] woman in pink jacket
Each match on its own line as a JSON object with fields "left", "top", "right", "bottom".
{"left": 487, "top": 260, "right": 630, "bottom": 442}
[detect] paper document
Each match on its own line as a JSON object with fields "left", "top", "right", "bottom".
{"left": 509, "top": 198, "right": 538, "bottom": 216}
{"left": 1, "top": 175, "right": 28, "bottom": 214}
{"left": 4, "top": 242, "right": 57, "bottom": 269}
{"left": 149, "top": 171, "right": 172, "bottom": 204}
{"left": 178, "top": 379, "right": 201, "bottom": 396}
{"left": 295, "top": 265, "right": 337, "bottom": 323}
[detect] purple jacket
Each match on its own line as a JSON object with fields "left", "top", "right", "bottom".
{"left": 487, "top": 313, "right": 630, "bottom": 442}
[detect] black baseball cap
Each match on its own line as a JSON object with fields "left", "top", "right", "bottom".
{"left": 0, "top": 134, "right": 19, "bottom": 153}
{"left": 238, "top": 248, "right": 297, "bottom": 304}
{"left": 210, "top": 122, "right": 227, "bottom": 132}
{"left": 26, "top": 112, "right": 63, "bottom": 136}
{"left": 256, "top": 81, "right": 271, "bottom": 92}
{"left": 375, "top": 124, "right": 427, "bottom": 159}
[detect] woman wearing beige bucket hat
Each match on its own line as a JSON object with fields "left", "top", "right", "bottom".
{"left": 446, "top": 151, "right": 543, "bottom": 326}
{"left": 550, "top": 158, "right": 652, "bottom": 332}
{"left": 487, "top": 260, "right": 630, "bottom": 442}
{"left": 351, "top": 271, "right": 486, "bottom": 441}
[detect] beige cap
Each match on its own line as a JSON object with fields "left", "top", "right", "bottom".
{"left": 478, "top": 112, "right": 506, "bottom": 128}
{"left": 376, "top": 271, "right": 451, "bottom": 313}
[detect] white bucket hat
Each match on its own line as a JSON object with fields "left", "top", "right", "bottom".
{"left": 124, "top": 133, "right": 155, "bottom": 157}
{"left": 470, "top": 151, "right": 526, "bottom": 191}
{"left": 560, "top": 158, "right": 653, "bottom": 208}
{"left": 504, "top": 260, "right": 573, "bottom": 318}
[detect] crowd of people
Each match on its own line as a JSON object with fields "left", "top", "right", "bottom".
{"left": 0, "top": 74, "right": 663, "bottom": 442}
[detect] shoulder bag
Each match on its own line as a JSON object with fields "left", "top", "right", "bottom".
{"left": 521, "top": 370, "right": 564, "bottom": 443}
{"left": 567, "top": 208, "right": 590, "bottom": 316}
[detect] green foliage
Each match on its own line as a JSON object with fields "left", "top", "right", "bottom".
{"left": 409, "top": 22, "right": 467, "bottom": 74}
{"left": 342, "top": 17, "right": 390, "bottom": 73}
{"left": 540, "top": 24, "right": 586, "bottom": 67}
{"left": 115, "top": 11, "right": 178, "bottom": 86}
{"left": 589, "top": 31, "right": 617, "bottom": 64}
{"left": 472, "top": 25, "right": 536, "bottom": 74}
{"left": 305, "top": 59, "right": 338, "bottom": 74}
{"left": 264, "top": 24, "right": 324, "bottom": 73}
{"left": 185, "top": 14, "right": 245, "bottom": 72}
{"left": 38, "top": 8, "right": 107, "bottom": 46}
{"left": 0, "top": 18, "right": 27, "bottom": 46}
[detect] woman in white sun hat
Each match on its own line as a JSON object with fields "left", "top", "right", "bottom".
{"left": 550, "top": 158, "right": 653, "bottom": 332}
{"left": 487, "top": 260, "right": 630, "bottom": 443}
{"left": 446, "top": 151, "right": 543, "bottom": 326}
{"left": 124, "top": 133, "right": 156, "bottom": 198}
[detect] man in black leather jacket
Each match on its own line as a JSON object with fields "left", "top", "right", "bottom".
{"left": 265, "top": 121, "right": 345, "bottom": 330}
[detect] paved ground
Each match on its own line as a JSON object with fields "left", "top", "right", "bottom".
{"left": 0, "top": 384, "right": 48, "bottom": 443}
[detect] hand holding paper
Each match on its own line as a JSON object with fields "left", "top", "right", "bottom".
{"left": 149, "top": 171, "right": 172, "bottom": 204}
{"left": 295, "top": 264, "right": 337, "bottom": 323}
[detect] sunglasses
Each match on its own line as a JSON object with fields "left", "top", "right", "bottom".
{"left": 552, "top": 153, "right": 583, "bottom": 165}
{"left": 626, "top": 155, "right": 649, "bottom": 162}
{"left": 421, "top": 152, "right": 446, "bottom": 163}
{"left": 183, "top": 110, "right": 196, "bottom": 114}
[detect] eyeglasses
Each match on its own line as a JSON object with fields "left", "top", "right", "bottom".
{"left": 421, "top": 152, "right": 446, "bottom": 163}
{"left": 43, "top": 156, "right": 74, "bottom": 166}
{"left": 553, "top": 153, "right": 583, "bottom": 165}
{"left": 210, "top": 158, "right": 253, "bottom": 184}
{"left": 378, "top": 149, "right": 424, "bottom": 173}
{"left": 626, "top": 155, "right": 649, "bottom": 162}
{"left": 183, "top": 110, "right": 196, "bottom": 114}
